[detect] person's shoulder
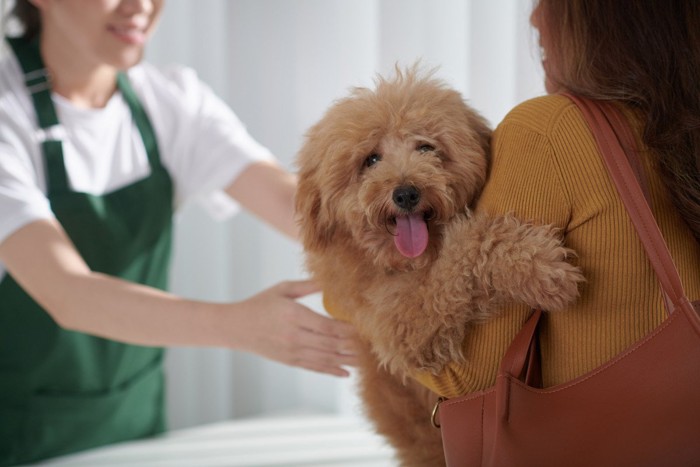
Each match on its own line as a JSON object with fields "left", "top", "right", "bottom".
{"left": 498, "top": 94, "right": 583, "bottom": 137}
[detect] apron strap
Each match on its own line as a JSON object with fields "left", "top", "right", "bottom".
{"left": 6, "top": 36, "right": 59, "bottom": 129}
{"left": 117, "top": 72, "right": 163, "bottom": 170}
{"left": 6, "top": 36, "right": 70, "bottom": 193}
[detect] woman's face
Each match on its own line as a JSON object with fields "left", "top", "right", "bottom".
{"left": 530, "top": 1, "right": 560, "bottom": 93}
{"left": 33, "top": 0, "right": 164, "bottom": 70}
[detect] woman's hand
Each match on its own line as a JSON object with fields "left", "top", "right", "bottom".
{"left": 228, "top": 279, "right": 360, "bottom": 377}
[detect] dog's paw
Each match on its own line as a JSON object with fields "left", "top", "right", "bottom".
{"left": 412, "top": 334, "right": 467, "bottom": 374}
{"left": 528, "top": 251, "right": 585, "bottom": 311}
{"left": 377, "top": 326, "right": 467, "bottom": 376}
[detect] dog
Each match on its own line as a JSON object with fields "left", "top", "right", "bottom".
{"left": 295, "top": 67, "right": 584, "bottom": 466}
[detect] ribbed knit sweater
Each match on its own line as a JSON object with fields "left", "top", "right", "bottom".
{"left": 413, "top": 94, "right": 700, "bottom": 397}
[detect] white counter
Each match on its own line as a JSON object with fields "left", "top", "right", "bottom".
{"left": 26, "top": 415, "right": 397, "bottom": 467}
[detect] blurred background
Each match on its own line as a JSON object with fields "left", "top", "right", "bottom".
{"left": 3, "top": 0, "right": 543, "bottom": 431}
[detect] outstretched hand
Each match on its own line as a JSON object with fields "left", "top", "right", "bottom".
{"left": 230, "top": 279, "right": 360, "bottom": 377}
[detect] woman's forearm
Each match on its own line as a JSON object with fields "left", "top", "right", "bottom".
{"left": 55, "top": 270, "right": 231, "bottom": 348}
{"left": 0, "top": 219, "right": 231, "bottom": 348}
{"left": 224, "top": 160, "right": 299, "bottom": 240}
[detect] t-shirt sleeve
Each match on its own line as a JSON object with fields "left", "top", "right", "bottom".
{"left": 139, "top": 65, "right": 275, "bottom": 218}
{"left": 0, "top": 125, "right": 54, "bottom": 248}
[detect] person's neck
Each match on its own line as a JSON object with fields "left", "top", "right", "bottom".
{"left": 40, "top": 36, "right": 118, "bottom": 109}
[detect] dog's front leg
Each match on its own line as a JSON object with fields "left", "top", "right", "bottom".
{"left": 468, "top": 213, "right": 585, "bottom": 312}
{"left": 361, "top": 268, "right": 482, "bottom": 376}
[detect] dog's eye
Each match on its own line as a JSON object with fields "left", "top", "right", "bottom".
{"left": 365, "top": 153, "right": 382, "bottom": 168}
{"left": 417, "top": 143, "right": 436, "bottom": 153}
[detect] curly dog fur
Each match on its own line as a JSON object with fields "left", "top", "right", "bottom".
{"left": 295, "top": 67, "right": 584, "bottom": 466}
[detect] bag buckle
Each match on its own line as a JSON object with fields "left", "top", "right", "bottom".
{"left": 431, "top": 397, "right": 446, "bottom": 428}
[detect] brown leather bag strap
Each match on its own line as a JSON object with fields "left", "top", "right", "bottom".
{"left": 497, "top": 308, "right": 543, "bottom": 419}
{"left": 500, "top": 308, "right": 542, "bottom": 378}
{"left": 597, "top": 99, "right": 674, "bottom": 312}
{"left": 598, "top": 100, "right": 653, "bottom": 201}
{"left": 576, "top": 96, "right": 674, "bottom": 312}
{"left": 565, "top": 94, "right": 688, "bottom": 312}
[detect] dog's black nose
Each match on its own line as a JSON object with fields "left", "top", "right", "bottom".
{"left": 393, "top": 186, "right": 421, "bottom": 211}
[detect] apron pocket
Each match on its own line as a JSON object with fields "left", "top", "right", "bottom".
{"left": 20, "top": 359, "right": 165, "bottom": 463}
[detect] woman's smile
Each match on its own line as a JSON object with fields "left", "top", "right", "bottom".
{"left": 108, "top": 22, "right": 149, "bottom": 45}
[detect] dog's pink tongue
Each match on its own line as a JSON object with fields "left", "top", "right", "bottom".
{"left": 394, "top": 214, "right": 429, "bottom": 258}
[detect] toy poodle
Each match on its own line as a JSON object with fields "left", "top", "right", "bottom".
{"left": 295, "top": 67, "right": 584, "bottom": 466}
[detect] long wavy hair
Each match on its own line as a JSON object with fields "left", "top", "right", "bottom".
{"left": 9, "top": 0, "right": 40, "bottom": 40}
{"left": 537, "top": 0, "right": 700, "bottom": 244}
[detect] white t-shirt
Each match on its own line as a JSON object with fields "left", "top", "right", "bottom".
{"left": 0, "top": 46, "right": 274, "bottom": 279}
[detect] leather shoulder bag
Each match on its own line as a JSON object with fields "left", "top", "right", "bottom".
{"left": 435, "top": 95, "right": 700, "bottom": 467}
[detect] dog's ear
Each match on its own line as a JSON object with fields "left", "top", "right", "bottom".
{"left": 465, "top": 107, "right": 492, "bottom": 159}
{"left": 295, "top": 153, "right": 335, "bottom": 252}
{"left": 439, "top": 103, "right": 492, "bottom": 207}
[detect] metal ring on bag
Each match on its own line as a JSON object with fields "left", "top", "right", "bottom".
{"left": 431, "top": 397, "right": 446, "bottom": 428}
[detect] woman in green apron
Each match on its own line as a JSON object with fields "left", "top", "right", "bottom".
{"left": 0, "top": 1, "right": 357, "bottom": 465}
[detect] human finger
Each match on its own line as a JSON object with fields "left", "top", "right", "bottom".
{"left": 291, "top": 347, "right": 359, "bottom": 377}
{"left": 277, "top": 279, "right": 321, "bottom": 299}
{"left": 293, "top": 305, "right": 358, "bottom": 339}
{"left": 294, "top": 326, "right": 358, "bottom": 357}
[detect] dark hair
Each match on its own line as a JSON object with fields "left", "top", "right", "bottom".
{"left": 10, "top": 0, "right": 41, "bottom": 40}
{"left": 537, "top": 0, "right": 700, "bottom": 244}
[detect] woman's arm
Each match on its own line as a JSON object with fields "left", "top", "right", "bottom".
{"left": 225, "top": 160, "right": 299, "bottom": 239}
{"left": 0, "top": 219, "right": 358, "bottom": 376}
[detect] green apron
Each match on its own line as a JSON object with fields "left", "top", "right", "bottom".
{"left": 1, "top": 37, "right": 174, "bottom": 466}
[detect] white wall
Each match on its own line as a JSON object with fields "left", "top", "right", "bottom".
{"left": 145, "top": 0, "right": 546, "bottom": 430}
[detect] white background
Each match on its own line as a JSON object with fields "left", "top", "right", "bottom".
{"left": 144, "top": 0, "right": 546, "bottom": 430}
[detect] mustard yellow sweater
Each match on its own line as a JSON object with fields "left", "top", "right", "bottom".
{"left": 413, "top": 94, "right": 700, "bottom": 396}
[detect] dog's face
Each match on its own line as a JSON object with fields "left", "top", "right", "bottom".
{"left": 296, "top": 69, "right": 491, "bottom": 271}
